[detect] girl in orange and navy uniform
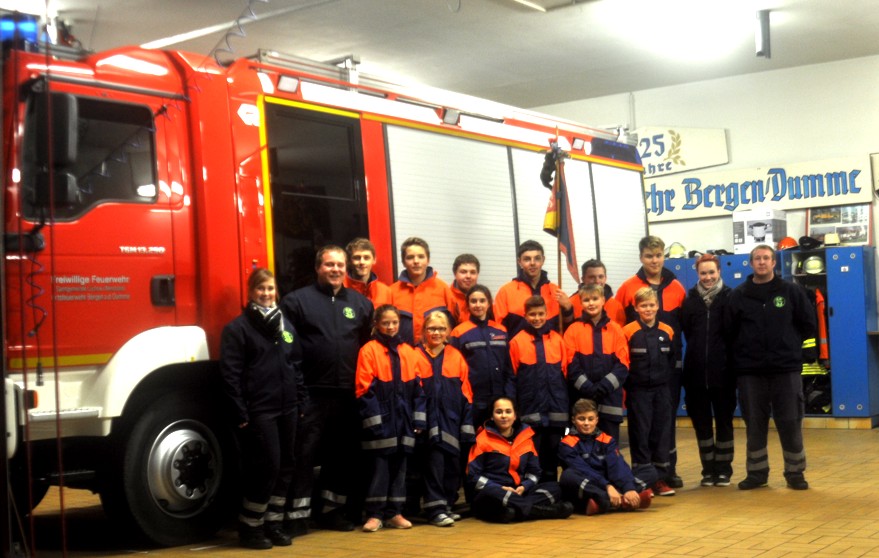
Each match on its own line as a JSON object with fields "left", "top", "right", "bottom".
{"left": 355, "top": 305, "right": 426, "bottom": 532}
{"left": 416, "top": 311, "right": 475, "bottom": 526}
{"left": 466, "top": 397, "right": 572, "bottom": 523}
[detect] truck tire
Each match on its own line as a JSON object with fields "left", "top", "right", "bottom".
{"left": 103, "top": 390, "right": 238, "bottom": 546}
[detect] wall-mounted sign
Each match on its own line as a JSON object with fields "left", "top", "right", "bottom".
{"left": 634, "top": 127, "right": 728, "bottom": 178}
{"left": 644, "top": 156, "right": 871, "bottom": 223}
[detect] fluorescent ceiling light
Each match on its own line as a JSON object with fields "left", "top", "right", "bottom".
{"left": 510, "top": 0, "right": 547, "bottom": 13}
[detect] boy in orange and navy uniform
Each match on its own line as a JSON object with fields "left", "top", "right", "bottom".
{"left": 509, "top": 295, "right": 569, "bottom": 483}
{"left": 389, "top": 237, "right": 457, "bottom": 345}
{"left": 616, "top": 235, "right": 686, "bottom": 488}
{"left": 568, "top": 259, "right": 626, "bottom": 326}
{"left": 344, "top": 237, "right": 391, "bottom": 308}
{"left": 559, "top": 399, "right": 653, "bottom": 515}
{"left": 622, "top": 286, "right": 678, "bottom": 497}
{"left": 449, "top": 254, "right": 480, "bottom": 323}
{"left": 495, "top": 240, "right": 574, "bottom": 339}
{"left": 564, "top": 283, "right": 629, "bottom": 442}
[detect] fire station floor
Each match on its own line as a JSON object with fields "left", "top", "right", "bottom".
{"left": 23, "top": 424, "right": 879, "bottom": 558}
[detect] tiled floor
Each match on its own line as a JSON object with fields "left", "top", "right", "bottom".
{"left": 23, "top": 425, "right": 879, "bottom": 558}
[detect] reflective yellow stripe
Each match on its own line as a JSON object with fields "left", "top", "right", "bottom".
{"left": 8, "top": 353, "right": 112, "bottom": 370}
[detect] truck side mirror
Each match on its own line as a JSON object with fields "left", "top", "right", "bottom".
{"left": 34, "top": 92, "right": 78, "bottom": 167}
{"left": 33, "top": 171, "right": 80, "bottom": 207}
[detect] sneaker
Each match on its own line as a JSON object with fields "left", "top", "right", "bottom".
{"left": 638, "top": 489, "right": 653, "bottom": 509}
{"left": 786, "top": 474, "right": 809, "bottom": 490}
{"left": 738, "top": 476, "right": 768, "bottom": 490}
{"left": 585, "top": 499, "right": 600, "bottom": 516}
{"left": 653, "top": 480, "right": 676, "bottom": 496}
{"left": 385, "top": 514, "right": 413, "bottom": 529}
{"left": 700, "top": 475, "right": 715, "bottom": 487}
{"left": 429, "top": 513, "right": 454, "bottom": 527}
{"left": 666, "top": 474, "right": 684, "bottom": 488}
{"left": 715, "top": 475, "right": 731, "bottom": 487}
{"left": 447, "top": 512, "right": 462, "bottom": 521}
{"left": 362, "top": 517, "right": 383, "bottom": 532}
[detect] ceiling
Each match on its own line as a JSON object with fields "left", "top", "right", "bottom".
{"left": 11, "top": 0, "right": 879, "bottom": 109}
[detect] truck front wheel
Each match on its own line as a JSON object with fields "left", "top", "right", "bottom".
{"left": 103, "top": 391, "right": 238, "bottom": 546}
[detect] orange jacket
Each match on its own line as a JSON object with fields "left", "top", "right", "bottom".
{"left": 568, "top": 292, "right": 626, "bottom": 327}
{"left": 355, "top": 336, "right": 426, "bottom": 453}
{"left": 509, "top": 326, "right": 569, "bottom": 427}
{"left": 495, "top": 270, "right": 571, "bottom": 338}
{"left": 451, "top": 282, "right": 469, "bottom": 323}
{"left": 467, "top": 422, "right": 540, "bottom": 495}
{"left": 815, "top": 287, "right": 829, "bottom": 360}
{"left": 615, "top": 268, "right": 685, "bottom": 329}
{"left": 564, "top": 315, "right": 629, "bottom": 422}
{"left": 344, "top": 273, "right": 392, "bottom": 308}
{"left": 416, "top": 344, "right": 475, "bottom": 454}
{"left": 390, "top": 267, "right": 457, "bottom": 345}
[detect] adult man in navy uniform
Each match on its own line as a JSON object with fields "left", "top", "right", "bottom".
{"left": 725, "top": 244, "right": 817, "bottom": 490}
{"left": 282, "top": 245, "right": 373, "bottom": 534}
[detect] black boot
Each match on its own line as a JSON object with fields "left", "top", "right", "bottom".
{"left": 265, "top": 521, "right": 292, "bottom": 546}
{"left": 282, "top": 517, "right": 309, "bottom": 538}
{"left": 239, "top": 524, "right": 272, "bottom": 550}
{"left": 529, "top": 501, "right": 574, "bottom": 520}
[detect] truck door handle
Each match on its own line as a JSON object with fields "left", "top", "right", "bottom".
{"left": 150, "top": 275, "right": 175, "bottom": 306}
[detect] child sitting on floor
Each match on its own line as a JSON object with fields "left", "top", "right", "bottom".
{"left": 558, "top": 398, "right": 653, "bottom": 515}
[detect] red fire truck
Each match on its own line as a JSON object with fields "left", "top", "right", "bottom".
{"left": 3, "top": 19, "right": 645, "bottom": 545}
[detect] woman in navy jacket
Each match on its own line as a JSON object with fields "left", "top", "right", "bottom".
{"left": 220, "top": 268, "right": 305, "bottom": 549}
{"left": 680, "top": 254, "right": 736, "bottom": 487}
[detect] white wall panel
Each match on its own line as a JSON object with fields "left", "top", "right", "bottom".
{"left": 591, "top": 164, "right": 648, "bottom": 291}
{"left": 386, "top": 125, "right": 516, "bottom": 294}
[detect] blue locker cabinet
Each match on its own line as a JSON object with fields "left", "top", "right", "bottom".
{"left": 665, "top": 258, "right": 696, "bottom": 290}
{"left": 719, "top": 253, "right": 751, "bottom": 288}
{"left": 780, "top": 246, "right": 879, "bottom": 418}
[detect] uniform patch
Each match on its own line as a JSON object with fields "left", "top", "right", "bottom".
{"left": 282, "top": 331, "right": 294, "bottom": 343}
{"left": 773, "top": 296, "right": 786, "bottom": 308}
{"left": 343, "top": 307, "right": 355, "bottom": 319}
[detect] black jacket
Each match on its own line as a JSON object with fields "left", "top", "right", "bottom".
{"left": 725, "top": 274, "right": 817, "bottom": 375}
{"left": 220, "top": 310, "right": 305, "bottom": 424}
{"left": 281, "top": 282, "right": 373, "bottom": 392}
{"left": 680, "top": 284, "right": 733, "bottom": 389}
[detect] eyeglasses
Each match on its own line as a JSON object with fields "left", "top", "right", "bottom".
{"left": 426, "top": 327, "right": 448, "bottom": 333}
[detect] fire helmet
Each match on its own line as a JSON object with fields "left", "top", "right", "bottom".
{"left": 802, "top": 255, "right": 825, "bottom": 275}
{"left": 799, "top": 236, "right": 822, "bottom": 250}
{"left": 666, "top": 242, "right": 687, "bottom": 259}
{"left": 777, "top": 236, "right": 798, "bottom": 250}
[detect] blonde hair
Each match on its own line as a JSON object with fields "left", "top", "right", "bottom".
{"left": 421, "top": 311, "right": 451, "bottom": 342}
{"left": 578, "top": 283, "right": 604, "bottom": 298}
{"left": 634, "top": 286, "right": 658, "bottom": 305}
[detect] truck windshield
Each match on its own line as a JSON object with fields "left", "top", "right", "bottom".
{"left": 22, "top": 95, "right": 157, "bottom": 220}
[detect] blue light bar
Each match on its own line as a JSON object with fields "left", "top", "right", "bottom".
{"left": 1, "top": 13, "right": 39, "bottom": 43}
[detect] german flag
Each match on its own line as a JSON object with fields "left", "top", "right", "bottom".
{"left": 542, "top": 147, "right": 579, "bottom": 284}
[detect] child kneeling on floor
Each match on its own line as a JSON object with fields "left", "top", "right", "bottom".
{"left": 559, "top": 398, "right": 653, "bottom": 515}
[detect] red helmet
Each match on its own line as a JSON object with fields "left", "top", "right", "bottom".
{"left": 777, "top": 236, "right": 798, "bottom": 250}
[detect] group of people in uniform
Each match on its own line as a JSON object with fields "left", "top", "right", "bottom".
{"left": 219, "top": 233, "right": 817, "bottom": 549}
